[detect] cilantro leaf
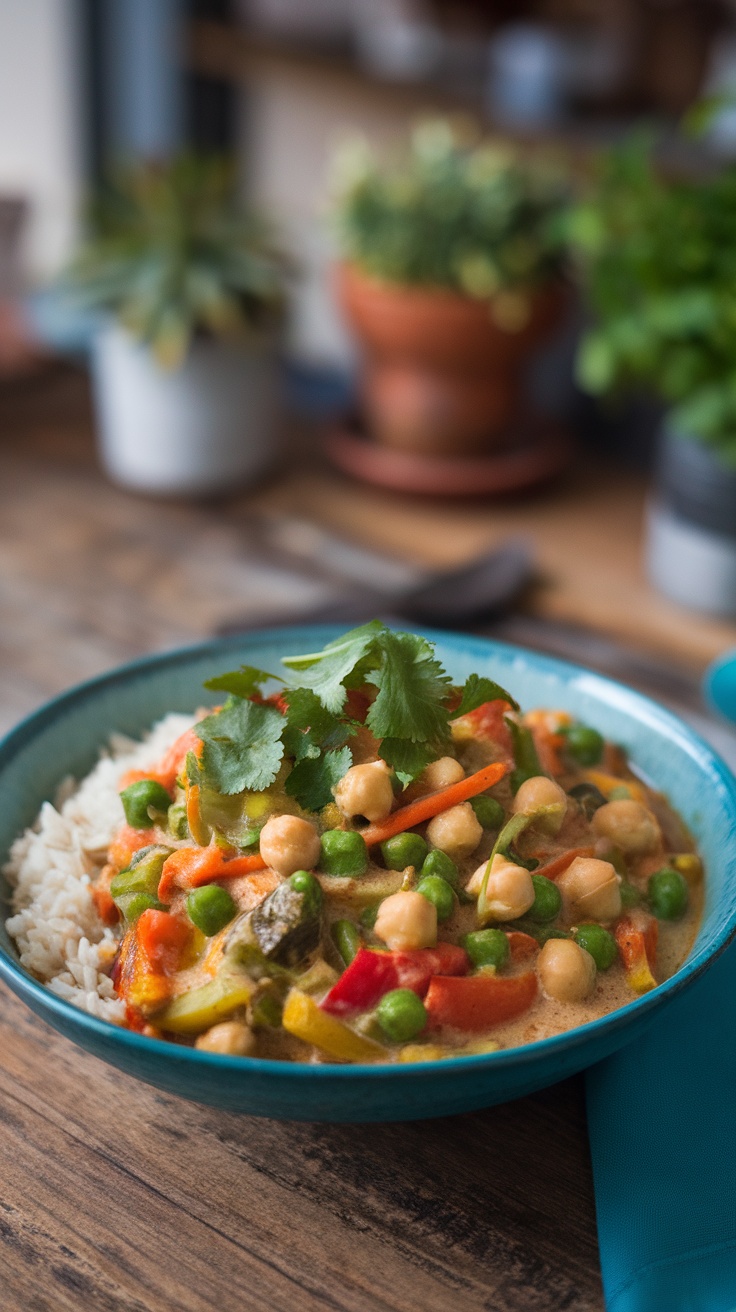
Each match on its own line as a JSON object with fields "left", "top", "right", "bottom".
{"left": 195, "top": 698, "right": 285, "bottom": 795}
{"left": 366, "top": 631, "right": 452, "bottom": 744}
{"left": 280, "top": 620, "right": 384, "bottom": 713}
{"left": 285, "top": 745, "right": 353, "bottom": 812}
{"left": 379, "top": 738, "right": 436, "bottom": 789}
{"left": 203, "top": 665, "right": 280, "bottom": 699}
{"left": 451, "top": 673, "right": 519, "bottom": 718}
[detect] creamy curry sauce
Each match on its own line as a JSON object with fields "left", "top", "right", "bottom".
{"left": 101, "top": 695, "right": 703, "bottom": 1064}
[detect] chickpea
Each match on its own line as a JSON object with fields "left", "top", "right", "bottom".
{"left": 416, "top": 756, "right": 465, "bottom": 794}
{"left": 592, "top": 799, "right": 660, "bottom": 856}
{"left": 557, "top": 856, "right": 622, "bottom": 921}
{"left": 469, "top": 854, "right": 535, "bottom": 923}
{"left": 334, "top": 760, "right": 394, "bottom": 823}
{"left": 426, "top": 802, "right": 483, "bottom": 860}
{"left": 195, "top": 1021, "right": 255, "bottom": 1056}
{"left": 538, "top": 939, "right": 596, "bottom": 1002}
{"left": 512, "top": 775, "right": 567, "bottom": 835}
{"left": 374, "top": 890, "right": 437, "bottom": 951}
{"left": 259, "top": 814, "right": 321, "bottom": 877}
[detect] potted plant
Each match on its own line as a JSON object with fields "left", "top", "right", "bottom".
{"left": 66, "top": 155, "right": 286, "bottom": 496}
{"left": 572, "top": 135, "right": 736, "bottom": 616}
{"left": 331, "top": 121, "right": 569, "bottom": 457}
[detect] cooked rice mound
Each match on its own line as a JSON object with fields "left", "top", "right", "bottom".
{"left": 4, "top": 713, "right": 195, "bottom": 1023}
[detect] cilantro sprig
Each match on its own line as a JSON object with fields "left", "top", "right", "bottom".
{"left": 193, "top": 624, "right": 518, "bottom": 808}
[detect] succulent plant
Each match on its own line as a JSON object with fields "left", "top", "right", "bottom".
{"left": 66, "top": 154, "right": 286, "bottom": 369}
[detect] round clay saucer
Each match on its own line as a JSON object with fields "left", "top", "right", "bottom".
{"left": 324, "top": 416, "right": 572, "bottom": 497}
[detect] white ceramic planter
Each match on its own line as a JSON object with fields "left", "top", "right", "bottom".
{"left": 646, "top": 425, "right": 736, "bottom": 618}
{"left": 91, "top": 323, "right": 281, "bottom": 496}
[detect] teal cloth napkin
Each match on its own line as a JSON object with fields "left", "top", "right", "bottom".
{"left": 586, "top": 940, "right": 736, "bottom": 1311}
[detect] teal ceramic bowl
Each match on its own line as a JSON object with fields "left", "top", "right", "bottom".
{"left": 2, "top": 627, "right": 736, "bottom": 1122}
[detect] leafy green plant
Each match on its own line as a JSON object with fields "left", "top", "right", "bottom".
{"left": 332, "top": 120, "right": 566, "bottom": 315}
{"left": 571, "top": 133, "right": 736, "bottom": 460}
{"left": 66, "top": 155, "right": 286, "bottom": 368}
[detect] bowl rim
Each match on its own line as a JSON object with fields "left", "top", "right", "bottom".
{"left": 2, "top": 623, "right": 736, "bottom": 1083}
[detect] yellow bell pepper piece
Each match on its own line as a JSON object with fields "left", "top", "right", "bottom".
{"left": 156, "top": 972, "right": 255, "bottom": 1035}
{"left": 626, "top": 958, "right": 657, "bottom": 994}
{"left": 398, "top": 1043, "right": 448, "bottom": 1063}
{"left": 672, "top": 853, "right": 703, "bottom": 885}
{"left": 282, "top": 989, "right": 387, "bottom": 1063}
{"left": 582, "top": 769, "right": 646, "bottom": 803}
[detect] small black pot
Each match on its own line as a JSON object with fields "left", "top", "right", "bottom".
{"left": 647, "top": 423, "right": 736, "bottom": 616}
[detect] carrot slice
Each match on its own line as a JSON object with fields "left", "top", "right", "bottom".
{"left": 424, "top": 971, "right": 538, "bottom": 1033}
{"left": 532, "top": 846, "right": 596, "bottom": 882}
{"left": 524, "top": 709, "right": 570, "bottom": 777}
{"left": 361, "top": 761, "right": 508, "bottom": 848}
{"left": 108, "top": 824, "right": 157, "bottom": 871}
{"left": 118, "top": 727, "right": 201, "bottom": 795}
{"left": 157, "top": 845, "right": 267, "bottom": 901}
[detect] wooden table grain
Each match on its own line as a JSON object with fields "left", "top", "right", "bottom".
{"left": 4, "top": 363, "right": 710, "bottom": 1311}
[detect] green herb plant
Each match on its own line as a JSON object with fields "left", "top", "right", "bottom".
{"left": 332, "top": 120, "right": 567, "bottom": 327}
{"left": 190, "top": 620, "right": 517, "bottom": 813}
{"left": 66, "top": 155, "right": 286, "bottom": 368}
{"left": 571, "top": 131, "right": 736, "bottom": 461}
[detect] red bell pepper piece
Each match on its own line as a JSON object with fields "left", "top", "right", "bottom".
{"left": 614, "top": 914, "right": 658, "bottom": 993}
{"left": 112, "top": 909, "right": 190, "bottom": 1019}
{"left": 136, "top": 908, "right": 191, "bottom": 975}
{"left": 456, "top": 699, "right": 514, "bottom": 753}
{"left": 531, "top": 846, "right": 596, "bottom": 882}
{"left": 424, "top": 971, "right": 538, "bottom": 1033}
{"left": 506, "top": 931, "right": 539, "bottom": 962}
{"left": 321, "top": 944, "right": 469, "bottom": 1017}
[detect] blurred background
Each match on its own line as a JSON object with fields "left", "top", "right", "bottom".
{"left": 4, "top": 0, "right": 736, "bottom": 755}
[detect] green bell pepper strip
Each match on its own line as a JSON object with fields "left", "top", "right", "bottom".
{"left": 476, "top": 812, "right": 533, "bottom": 925}
{"left": 504, "top": 717, "right": 543, "bottom": 793}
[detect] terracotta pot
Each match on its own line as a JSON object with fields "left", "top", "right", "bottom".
{"left": 337, "top": 262, "right": 566, "bottom": 456}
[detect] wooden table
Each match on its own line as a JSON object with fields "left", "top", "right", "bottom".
{"left": 1, "top": 367, "right": 732, "bottom": 1312}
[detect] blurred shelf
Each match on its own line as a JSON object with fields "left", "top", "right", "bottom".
{"left": 187, "top": 19, "right": 662, "bottom": 156}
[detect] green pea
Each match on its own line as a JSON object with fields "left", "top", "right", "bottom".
{"left": 419, "top": 848, "right": 459, "bottom": 889}
{"left": 320, "top": 829, "right": 368, "bottom": 878}
{"left": 470, "top": 795, "right": 505, "bottom": 830}
{"left": 528, "top": 874, "right": 562, "bottom": 923}
{"left": 360, "top": 904, "right": 380, "bottom": 930}
{"left": 560, "top": 722, "right": 604, "bottom": 766}
{"left": 461, "top": 928, "right": 510, "bottom": 970}
{"left": 186, "top": 884, "right": 237, "bottom": 936}
{"left": 331, "top": 919, "right": 361, "bottom": 966}
{"left": 381, "top": 831, "right": 428, "bottom": 871}
{"left": 376, "top": 989, "right": 427, "bottom": 1042}
{"left": 167, "top": 802, "right": 188, "bottom": 840}
{"left": 574, "top": 923, "right": 617, "bottom": 970}
{"left": 416, "top": 875, "right": 455, "bottom": 923}
{"left": 620, "top": 881, "right": 641, "bottom": 909}
{"left": 289, "top": 869, "right": 323, "bottom": 916}
{"left": 648, "top": 867, "right": 689, "bottom": 920}
{"left": 120, "top": 778, "right": 172, "bottom": 829}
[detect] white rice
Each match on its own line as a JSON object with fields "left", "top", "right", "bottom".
{"left": 3, "top": 712, "right": 196, "bottom": 1024}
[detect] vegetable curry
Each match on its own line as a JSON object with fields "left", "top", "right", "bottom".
{"left": 98, "top": 624, "right": 702, "bottom": 1063}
